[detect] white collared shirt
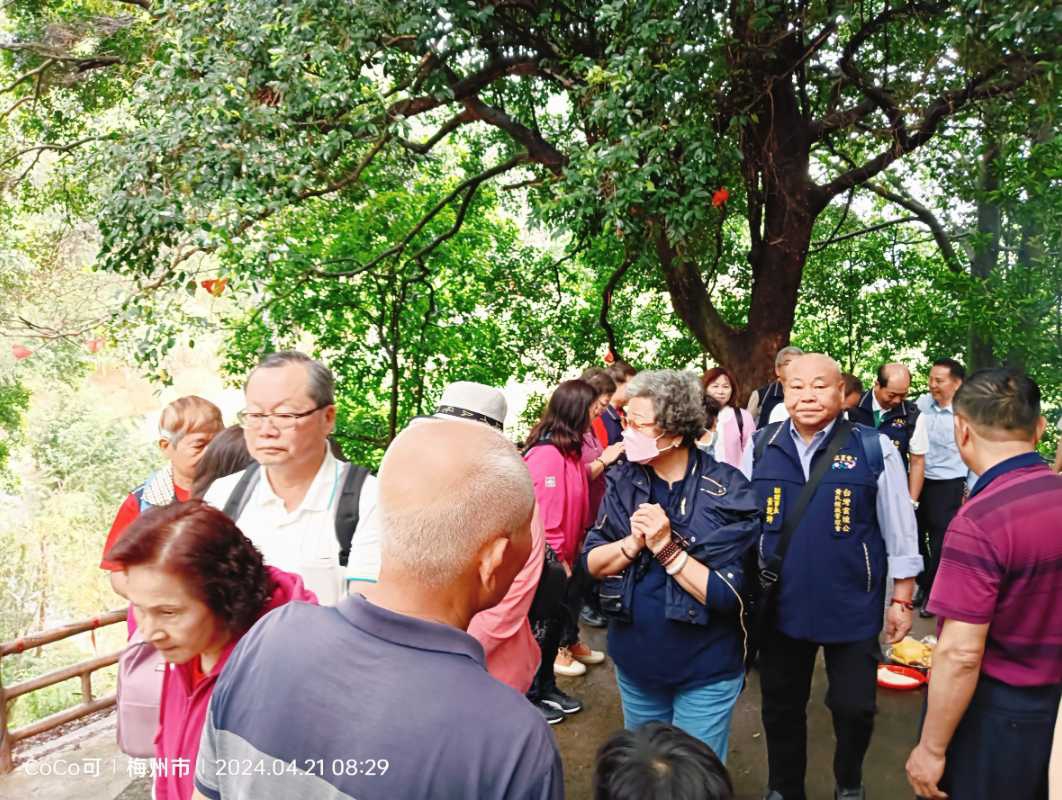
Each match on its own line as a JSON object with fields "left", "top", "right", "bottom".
{"left": 204, "top": 448, "right": 378, "bottom": 605}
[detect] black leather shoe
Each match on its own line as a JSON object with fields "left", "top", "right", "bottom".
{"left": 918, "top": 601, "right": 934, "bottom": 619}
{"left": 580, "top": 607, "right": 607, "bottom": 628}
{"left": 835, "top": 786, "right": 866, "bottom": 800}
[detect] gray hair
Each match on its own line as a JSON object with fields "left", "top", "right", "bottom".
{"left": 775, "top": 345, "right": 804, "bottom": 367}
{"left": 626, "top": 370, "right": 706, "bottom": 443}
{"left": 246, "top": 351, "right": 335, "bottom": 406}
{"left": 378, "top": 431, "right": 534, "bottom": 587}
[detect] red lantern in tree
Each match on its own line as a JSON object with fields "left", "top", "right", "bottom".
{"left": 711, "top": 187, "right": 729, "bottom": 208}
{"left": 200, "top": 278, "right": 228, "bottom": 297}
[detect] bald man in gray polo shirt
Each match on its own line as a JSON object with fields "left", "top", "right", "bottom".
{"left": 193, "top": 421, "right": 563, "bottom": 800}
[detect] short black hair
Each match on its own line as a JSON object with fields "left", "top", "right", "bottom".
{"left": 702, "top": 394, "right": 722, "bottom": 431}
{"left": 607, "top": 360, "right": 637, "bottom": 383}
{"left": 932, "top": 358, "right": 966, "bottom": 382}
{"left": 953, "top": 369, "right": 1041, "bottom": 436}
{"left": 593, "top": 723, "right": 734, "bottom": 800}
{"left": 581, "top": 366, "right": 618, "bottom": 396}
{"left": 842, "top": 373, "right": 864, "bottom": 396}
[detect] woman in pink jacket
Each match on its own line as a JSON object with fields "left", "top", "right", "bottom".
{"left": 523, "top": 379, "right": 603, "bottom": 723}
{"left": 701, "top": 367, "right": 754, "bottom": 469}
{"left": 106, "top": 500, "right": 317, "bottom": 800}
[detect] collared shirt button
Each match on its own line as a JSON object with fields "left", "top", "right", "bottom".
{"left": 687, "top": 609, "right": 696, "bottom": 618}
{"left": 727, "top": 572, "right": 734, "bottom": 579}
{"left": 690, "top": 536, "right": 696, "bottom": 543}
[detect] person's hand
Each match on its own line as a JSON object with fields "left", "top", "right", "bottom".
{"left": 906, "top": 743, "right": 948, "bottom": 799}
{"left": 884, "top": 603, "right": 913, "bottom": 644}
{"left": 632, "top": 503, "right": 671, "bottom": 554}
{"left": 601, "top": 442, "right": 625, "bottom": 465}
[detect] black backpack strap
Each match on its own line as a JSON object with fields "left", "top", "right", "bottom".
{"left": 759, "top": 420, "right": 853, "bottom": 586}
{"left": 335, "top": 462, "right": 371, "bottom": 567}
{"left": 221, "top": 463, "right": 261, "bottom": 521}
{"left": 753, "top": 421, "right": 785, "bottom": 463}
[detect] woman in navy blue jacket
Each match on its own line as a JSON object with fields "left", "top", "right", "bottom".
{"left": 585, "top": 369, "right": 761, "bottom": 761}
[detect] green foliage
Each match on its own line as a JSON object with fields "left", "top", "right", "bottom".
{"left": 0, "top": 376, "right": 30, "bottom": 484}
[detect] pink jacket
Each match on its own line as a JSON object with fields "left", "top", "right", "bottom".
{"left": 467, "top": 503, "right": 546, "bottom": 693}
{"left": 153, "top": 567, "right": 318, "bottom": 800}
{"left": 581, "top": 430, "right": 606, "bottom": 522}
{"left": 524, "top": 443, "right": 590, "bottom": 566}
{"left": 717, "top": 406, "right": 754, "bottom": 469}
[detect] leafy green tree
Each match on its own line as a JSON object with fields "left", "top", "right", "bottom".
{"left": 6, "top": 0, "right": 1057, "bottom": 391}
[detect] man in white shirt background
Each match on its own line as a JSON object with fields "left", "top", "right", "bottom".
{"left": 204, "top": 351, "right": 377, "bottom": 605}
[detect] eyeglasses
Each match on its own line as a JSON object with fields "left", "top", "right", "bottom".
{"left": 237, "top": 404, "right": 328, "bottom": 430}
{"left": 626, "top": 415, "right": 658, "bottom": 433}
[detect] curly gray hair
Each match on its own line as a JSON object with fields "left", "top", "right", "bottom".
{"left": 626, "top": 370, "right": 706, "bottom": 443}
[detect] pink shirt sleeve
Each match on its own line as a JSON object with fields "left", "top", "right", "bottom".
{"left": 468, "top": 504, "right": 546, "bottom": 643}
{"left": 524, "top": 446, "right": 570, "bottom": 560}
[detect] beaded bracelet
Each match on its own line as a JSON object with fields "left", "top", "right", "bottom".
{"left": 665, "top": 551, "right": 689, "bottom": 576}
{"left": 654, "top": 539, "right": 684, "bottom": 567}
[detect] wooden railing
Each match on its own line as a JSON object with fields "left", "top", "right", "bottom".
{"left": 0, "top": 608, "right": 127, "bottom": 773}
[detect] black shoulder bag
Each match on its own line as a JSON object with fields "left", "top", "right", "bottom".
{"left": 747, "top": 421, "right": 852, "bottom": 666}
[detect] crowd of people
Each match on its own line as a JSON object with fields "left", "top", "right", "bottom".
{"left": 97, "top": 347, "right": 1062, "bottom": 800}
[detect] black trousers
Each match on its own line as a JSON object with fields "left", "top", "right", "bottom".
{"left": 528, "top": 556, "right": 584, "bottom": 701}
{"left": 916, "top": 478, "right": 965, "bottom": 598}
{"left": 929, "top": 676, "right": 1061, "bottom": 800}
{"left": 760, "top": 628, "right": 880, "bottom": 800}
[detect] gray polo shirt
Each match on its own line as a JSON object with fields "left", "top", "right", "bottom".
{"left": 194, "top": 594, "right": 564, "bottom": 800}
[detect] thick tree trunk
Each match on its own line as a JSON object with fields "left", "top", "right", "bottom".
{"left": 969, "top": 139, "right": 1001, "bottom": 371}
{"left": 661, "top": 35, "right": 814, "bottom": 403}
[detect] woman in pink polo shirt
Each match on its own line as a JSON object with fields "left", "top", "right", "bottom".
{"left": 106, "top": 500, "right": 317, "bottom": 800}
{"left": 523, "top": 379, "right": 604, "bottom": 723}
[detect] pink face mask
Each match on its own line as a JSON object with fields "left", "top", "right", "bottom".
{"left": 622, "top": 427, "right": 675, "bottom": 464}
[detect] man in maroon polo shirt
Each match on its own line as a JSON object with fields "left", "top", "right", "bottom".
{"left": 906, "top": 368, "right": 1062, "bottom": 800}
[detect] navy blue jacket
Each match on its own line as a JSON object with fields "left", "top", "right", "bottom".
{"left": 751, "top": 422, "right": 887, "bottom": 643}
{"left": 848, "top": 391, "right": 920, "bottom": 468}
{"left": 583, "top": 448, "right": 761, "bottom": 629}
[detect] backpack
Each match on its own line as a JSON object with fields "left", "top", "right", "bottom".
{"left": 116, "top": 628, "right": 166, "bottom": 758}
{"left": 221, "top": 461, "right": 372, "bottom": 567}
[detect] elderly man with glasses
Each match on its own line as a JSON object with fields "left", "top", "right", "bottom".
{"left": 203, "top": 351, "right": 377, "bottom": 605}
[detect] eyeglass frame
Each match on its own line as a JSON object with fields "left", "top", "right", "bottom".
{"left": 236, "top": 403, "right": 331, "bottom": 430}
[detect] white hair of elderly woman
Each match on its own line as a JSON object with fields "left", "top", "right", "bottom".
{"left": 626, "top": 369, "right": 707, "bottom": 442}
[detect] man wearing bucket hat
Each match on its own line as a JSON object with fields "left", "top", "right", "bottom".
{"left": 346, "top": 381, "right": 548, "bottom": 700}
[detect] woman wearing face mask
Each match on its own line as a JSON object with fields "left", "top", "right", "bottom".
{"left": 584, "top": 370, "right": 761, "bottom": 760}
{"left": 701, "top": 368, "right": 754, "bottom": 471}
{"left": 106, "top": 499, "right": 317, "bottom": 800}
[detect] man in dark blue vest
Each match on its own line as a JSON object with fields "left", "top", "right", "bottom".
{"left": 747, "top": 345, "right": 804, "bottom": 429}
{"left": 741, "top": 354, "right": 922, "bottom": 800}
{"left": 848, "top": 363, "right": 920, "bottom": 469}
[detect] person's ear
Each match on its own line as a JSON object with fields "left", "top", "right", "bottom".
{"left": 323, "top": 404, "right": 337, "bottom": 434}
{"left": 158, "top": 438, "right": 172, "bottom": 455}
{"left": 953, "top": 416, "right": 972, "bottom": 449}
{"left": 476, "top": 536, "right": 510, "bottom": 596}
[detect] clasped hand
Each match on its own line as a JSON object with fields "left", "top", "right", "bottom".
{"left": 630, "top": 503, "right": 671, "bottom": 554}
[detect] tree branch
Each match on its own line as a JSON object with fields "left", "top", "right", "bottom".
{"left": 599, "top": 251, "right": 635, "bottom": 361}
{"left": 864, "top": 182, "right": 963, "bottom": 272}
{"left": 462, "top": 97, "right": 568, "bottom": 175}
{"left": 817, "top": 56, "right": 1042, "bottom": 203}
{"left": 313, "top": 153, "right": 529, "bottom": 278}
{"left": 810, "top": 216, "right": 918, "bottom": 251}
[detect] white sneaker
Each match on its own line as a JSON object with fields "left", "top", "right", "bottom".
{"left": 554, "top": 646, "right": 587, "bottom": 677}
